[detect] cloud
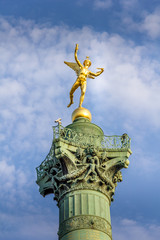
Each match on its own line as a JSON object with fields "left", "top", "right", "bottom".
{"left": 0, "top": 16, "right": 160, "bottom": 240}
{"left": 122, "top": 7, "right": 160, "bottom": 39}
{"left": 0, "top": 16, "right": 160, "bottom": 174}
{"left": 88, "top": 38, "right": 160, "bottom": 127}
{"left": 93, "top": 0, "right": 112, "bottom": 9}
{"left": 0, "top": 212, "right": 58, "bottom": 240}
{"left": 140, "top": 9, "right": 160, "bottom": 38}
{"left": 120, "top": 0, "right": 138, "bottom": 9}
{"left": 0, "top": 159, "right": 32, "bottom": 209}
{"left": 112, "top": 218, "right": 160, "bottom": 240}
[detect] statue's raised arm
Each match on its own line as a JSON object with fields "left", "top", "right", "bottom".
{"left": 64, "top": 44, "right": 104, "bottom": 108}
{"left": 74, "top": 44, "right": 83, "bottom": 69}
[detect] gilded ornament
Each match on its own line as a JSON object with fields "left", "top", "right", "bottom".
{"left": 64, "top": 44, "right": 104, "bottom": 108}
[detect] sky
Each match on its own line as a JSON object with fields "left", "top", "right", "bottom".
{"left": 0, "top": 0, "right": 160, "bottom": 239}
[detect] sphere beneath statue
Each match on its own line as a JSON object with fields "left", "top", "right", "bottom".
{"left": 72, "top": 107, "right": 92, "bottom": 122}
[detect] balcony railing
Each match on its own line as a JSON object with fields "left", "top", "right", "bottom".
{"left": 53, "top": 125, "right": 131, "bottom": 150}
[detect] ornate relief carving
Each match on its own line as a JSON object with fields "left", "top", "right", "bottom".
{"left": 58, "top": 215, "right": 112, "bottom": 239}
{"left": 36, "top": 139, "right": 130, "bottom": 202}
{"left": 36, "top": 121, "right": 132, "bottom": 203}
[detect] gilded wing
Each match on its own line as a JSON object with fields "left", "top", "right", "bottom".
{"left": 64, "top": 61, "right": 80, "bottom": 76}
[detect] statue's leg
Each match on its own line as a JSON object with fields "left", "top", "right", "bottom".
{"left": 79, "top": 82, "right": 86, "bottom": 107}
{"left": 67, "top": 81, "right": 80, "bottom": 108}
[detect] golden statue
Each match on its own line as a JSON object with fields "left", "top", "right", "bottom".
{"left": 64, "top": 44, "right": 104, "bottom": 108}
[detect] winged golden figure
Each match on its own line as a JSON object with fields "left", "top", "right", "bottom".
{"left": 64, "top": 44, "right": 104, "bottom": 108}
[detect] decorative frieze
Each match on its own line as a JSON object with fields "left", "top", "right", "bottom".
{"left": 58, "top": 215, "right": 112, "bottom": 239}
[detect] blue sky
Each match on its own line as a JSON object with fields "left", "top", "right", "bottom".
{"left": 0, "top": 0, "right": 160, "bottom": 239}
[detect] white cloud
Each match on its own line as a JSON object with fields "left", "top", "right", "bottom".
{"left": 0, "top": 15, "right": 159, "bottom": 240}
{"left": 88, "top": 39, "right": 160, "bottom": 127}
{"left": 120, "top": 0, "right": 138, "bottom": 9}
{"left": 0, "top": 159, "right": 31, "bottom": 209}
{"left": 93, "top": 0, "right": 112, "bottom": 9}
{"left": 131, "top": 149, "right": 160, "bottom": 175}
{"left": 115, "top": 7, "right": 160, "bottom": 39}
{"left": 141, "top": 10, "right": 160, "bottom": 38}
{"left": 0, "top": 212, "right": 58, "bottom": 240}
{"left": 0, "top": 16, "right": 159, "bottom": 228}
{"left": 0, "top": 17, "right": 160, "bottom": 167}
{"left": 112, "top": 218, "right": 160, "bottom": 240}
{"left": 0, "top": 160, "right": 16, "bottom": 189}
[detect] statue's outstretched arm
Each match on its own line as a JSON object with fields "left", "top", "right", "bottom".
{"left": 74, "top": 44, "right": 83, "bottom": 68}
{"left": 89, "top": 68, "right": 104, "bottom": 77}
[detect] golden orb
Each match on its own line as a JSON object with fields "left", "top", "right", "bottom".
{"left": 72, "top": 107, "right": 92, "bottom": 122}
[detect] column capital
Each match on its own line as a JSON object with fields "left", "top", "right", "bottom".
{"left": 36, "top": 123, "right": 132, "bottom": 203}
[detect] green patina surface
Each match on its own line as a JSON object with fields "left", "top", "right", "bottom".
{"left": 52, "top": 118, "right": 131, "bottom": 149}
{"left": 36, "top": 117, "right": 132, "bottom": 239}
{"left": 58, "top": 190, "right": 112, "bottom": 239}
{"left": 66, "top": 117, "right": 104, "bottom": 135}
{"left": 61, "top": 229, "right": 111, "bottom": 240}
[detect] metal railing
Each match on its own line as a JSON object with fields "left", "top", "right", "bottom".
{"left": 53, "top": 125, "right": 131, "bottom": 150}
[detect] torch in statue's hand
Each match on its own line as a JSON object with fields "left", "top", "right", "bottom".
{"left": 97, "top": 68, "right": 104, "bottom": 72}
{"left": 75, "top": 44, "right": 79, "bottom": 50}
